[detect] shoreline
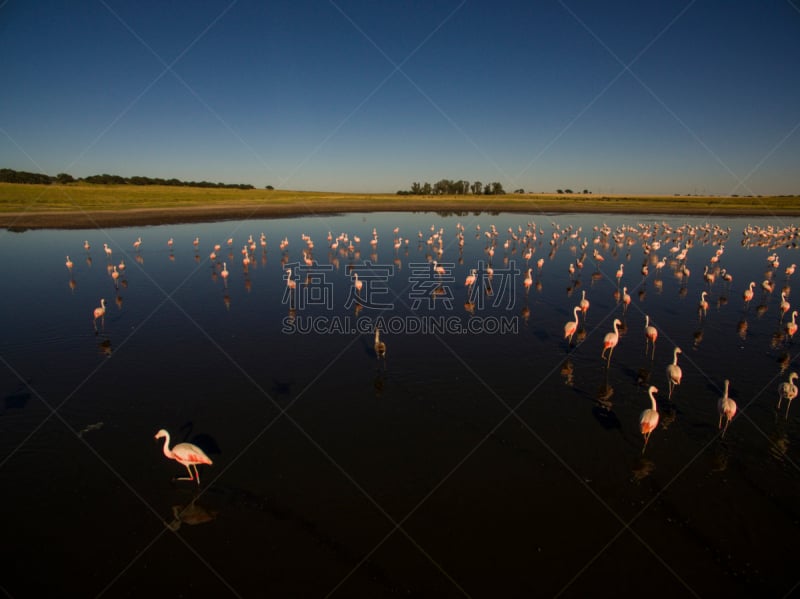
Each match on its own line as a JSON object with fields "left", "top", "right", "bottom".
{"left": 1, "top": 197, "right": 799, "bottom": 230}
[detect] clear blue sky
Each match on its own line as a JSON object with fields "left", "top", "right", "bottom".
{"left": 1, "top": 1, "right": 799, "bottom": 195}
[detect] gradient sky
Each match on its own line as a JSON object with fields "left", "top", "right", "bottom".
{"left": 1, "top": 1, "right": 799, "bottom": 195}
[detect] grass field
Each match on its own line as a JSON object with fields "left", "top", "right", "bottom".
{"left": 0, "top": 182, "right": 798, "bottom": 229}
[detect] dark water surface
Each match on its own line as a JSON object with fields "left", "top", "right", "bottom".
{"left": 2, "top": 212, "right": 800, "bottom": 598}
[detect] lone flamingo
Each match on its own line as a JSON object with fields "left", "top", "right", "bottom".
{"left": 717, "top": 380, "right": 736, "bottom": 437}
{"left": 465, "top": 269, "right": 477, "bottom": 287}
{"left": 778, "top": 372, "right": 799, "bottom": 419}
{"left": 93, "top": 298, "right": 106, "bottom": 331}
{"left": 666, "top": 346, "right": 682, "bottom": 399}
{"left": 743, "top": 281, "right": 755, "bottom": 305}
{"left": 374, "top": 327, "right": 386, "bottom": 359}
{"left": 564, "top": 306, "right": 581, "bottom": 346}
{"left": 154, "top": 429, "right": 213, "bottom": 485}
{"left": 523, "top": 268, "right": 533, "bottom": 291}
{"left": 699, "top": 291, "right": 709, "bottom": 317}
{"left": 780, "top": 292, "right": 790, "bottom": 319}
{"left": 601, "top": 318, "right": 622, "bottom": 366}
{"left": 579, "top": 290, "right": 590, "bottom": 319}
{"left": 640, "top": 385, "right": 660, "bottom": 453}
{"left": 786, "top": 311, "right": 798, "bottom": 339}
{"left": 65, "top": 255, "right": 73, "bottom": 270}
{"left": 644, "top": 315, "right": 658, "bottom": 359}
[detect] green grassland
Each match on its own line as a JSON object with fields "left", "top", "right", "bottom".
{"left": 0, "top": 182, "right": 798, "bottom": 229}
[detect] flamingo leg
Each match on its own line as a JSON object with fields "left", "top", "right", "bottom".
{"left": 175, "top": 464, "right": 195, "bottom": 481}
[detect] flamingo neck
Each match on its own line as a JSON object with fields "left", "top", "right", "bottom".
{"left": 673, "top": 350, "right": 679, "bottom": 364}
{"left": 160, "top": 433, "right": 174, "bottom": 459}
{"left": 649, "top": 391, "right": 657, "bottom": 411}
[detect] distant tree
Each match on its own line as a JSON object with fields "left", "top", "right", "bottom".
{"left": 0, "top": 168, "right": 53, "bottom": 184}
{"left": 265, "top": 185, "right": 274, "bottom": 190}
{"left": 422, "top": 182, "right": 432, "bottom": 195}
{"left": 471, "top": 181, "right": 483, "bottom": 195}
{"left": 490, "top": 182, "right": 505, "bottom": 195}
{"left": 56, "top": 172, "right": 75, "bottom": 184}
{"left": 583, "top": 189, "right": 590, "bottom": 194}
{"left": 556, "top": 189, "right": 564, "bottom": 194}
{"left": 514, "top": 188, "right": 525, "bottom": 194}
{"left": 410, "top": 182, "right": 422, "bottom": 195}
{"left": 565, "top": 189, "right": 573, "bottom": 194}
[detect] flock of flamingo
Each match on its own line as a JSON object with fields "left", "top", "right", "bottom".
{"left": 66, "top": 218, "right": 800, "bottom": 479}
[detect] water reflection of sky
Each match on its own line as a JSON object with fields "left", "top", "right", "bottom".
{"left": 2, "top": 212, "right": 800, "bottom": 597}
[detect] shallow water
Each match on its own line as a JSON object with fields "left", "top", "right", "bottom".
{"left": 1, "top": 212, "right": 800, "bottom": 597}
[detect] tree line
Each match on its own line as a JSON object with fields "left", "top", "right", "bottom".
{"left": 0, "top": 168, "right": 255, "bottom": 189}
{"left": 397, "top": 179, "right": 506, "bottom": 195}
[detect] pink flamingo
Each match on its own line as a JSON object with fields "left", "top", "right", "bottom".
{"left": 601, "top": 318, "right": 622, "bottom": 366}
{"left": 780, "top": 292, "right": 790, "bottom": 319}
{"left": 579, "top": 290, "right": 589, "bottom": 319}
{"left": 778, "top": 372, "right": 799, "bottom": 418}
{"left": 644, "top": 314, "right": 658, "bottom": 359}
{"left": 717, "top": 380, "right": 736, "bottom": 437}
{"left": 154, "top": 429, "right": 213, "bottom": 485}
{"left": 523, "top": 268, "right": 533, "bottom": 291}
{"left": 743, "top": 281, "right": 755, "bottom": 304}
{"left": 353, "top": 272, "right": 363, "bottom": 294}
{"left": 286, "top": 268, "right": 297, "bottom": 290}
{"left": 640, "top": 385, "right": 659, "bottom": 453}
{"left": 699, "top": 291, "right": 709, "bottom": 317}
{"left": 65, "top": 255, "right": 73, "bottom": 270}
{"left": 621, "top": 286, "right": 631, "bottom": 313}
{"left": 666, "top": 346, "right": 682, "bottom": 399}
{"left": 374, "top": 327, "right": 386, "bottom": 359}
{"left": 221, "top": 262, "right": 229, "bottom": 281}
{"left": 564, "top": 306, "right": 580, "bottom": 346}
{"left": 93, "top": 298, "right": 106, "bottom": 331}
{"left": 786, "top": 311, "right": 798, "bottom": 339}
{"left": 133, "top": 237, "right": 142, "bottom": 251}
{"left": 465, "top": 269, "right": 477, "bottom": 287}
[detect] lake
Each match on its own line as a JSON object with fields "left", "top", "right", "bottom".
{"left": 1, "top": 211, "right": 799, "bottom": 598}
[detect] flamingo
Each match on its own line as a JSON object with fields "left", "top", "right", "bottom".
{"left": 154, "top": 429, "right": 213, "bottom": 485}
{"left": 103, "top": 243, "right": 113, "bottom": 258}
{"left": 778, "top": 372, "right": 799, "bottom": 418}
{"left": 83, "top": 240, "right": 91, "bottom": 251}
{"left": 786, "top": 311, "right": 798, "bottom": 339}
{"left": 353, "top": 272, "right": 363, "bottom": 294}
{"left": 666, "top": 346, "right": 682, "bottom": 399}
{"left": 523, "top": 268, "right": 533, "bottom": 291}
{"left": 621, "top": 286, "right": 631, "bottom": 313}
{"left": 563, "top": 306, "right": 581, "bottom": 346}
{"left": 644, "top": 315, "right": 658, "bottom": 359}
{"left": 374, "top": 327, "right": 386, "bottom": 359}
{"left": 221, "top": 262, "right": 229, "bottom": 280}
{"left": 286, "top": 268, "right": 296, "bottom": 290}
{"left": 615, "top": 263, "right": 624, "bottom": 282}
{"left": 93, "top": 298, "right": 106, "bottom": 331}
{"left": 743, "top": 281, "right": 755, "bottom": 304}
{"left": 465, "top": 269, "right": 477, "bottom": 287}
{"left": 699, "top": 291, "right": 709, "bottom": 317}
{"left": 786, "top": 264, "right": 796, "bottom": 277}
{"left": 717, "top": 380, "right": 736, "bottom": 437}
{"left": 780, "top": 292, "right": 790, "bottom": 319}
{"left": 133, "top": 237, "right": 142, "bottom": 251}
{"left": 601, "top": 318, "right": 622, "bottom": 366}
{"left": 579, "top": 290, "right": 590, "bottom": 318}
{"left": 65, "top": 255, "right": 73, "bottom": 270}
{"left": 640, "top": 385, "right": 660, "bottom": 453}
{"left": 111, "top": 265, "right": 120, "bottom": 285}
